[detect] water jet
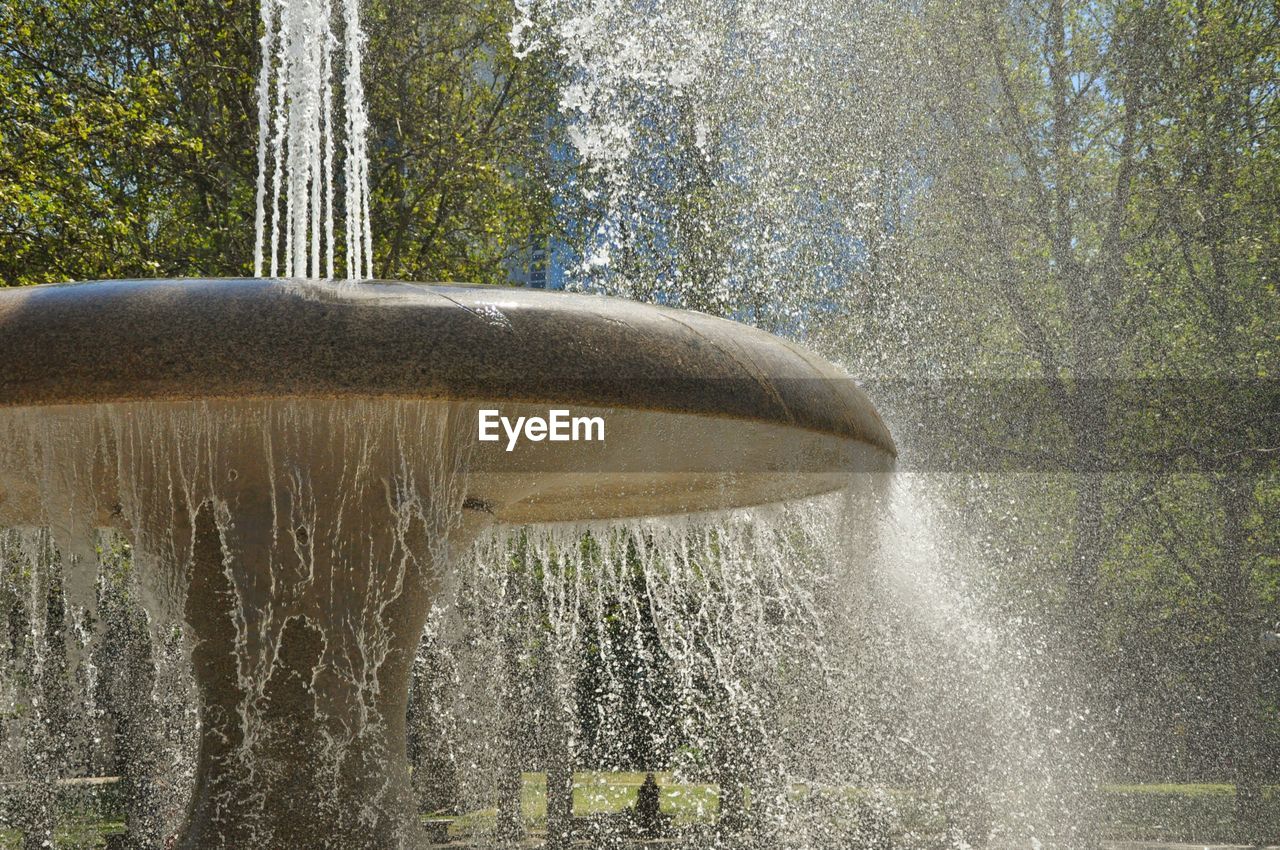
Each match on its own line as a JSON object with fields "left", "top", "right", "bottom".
{"left": 0, "top": 277, "right": 893, "bottom": 848}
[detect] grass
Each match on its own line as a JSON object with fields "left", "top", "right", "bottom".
{"left": 1100, "top": 783, "right": 1280, "bottom": 843}
{"left": 1104, "top": 783, "right": 1239, "bottom": 796}
{"left": 2, "top": 777, "right": 1277, "bottom": 847}
{"left": 444, "top": 771, "right": 721, "bottom": 836}
{"left": 0, "top": 816, "right": 124, "bottom": 850}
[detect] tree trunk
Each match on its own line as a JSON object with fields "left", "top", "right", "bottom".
{"left": 496, "top": 627, "right": 525, "bottom": 846}
{"left": 715, "top": 730, "right": 749, "bottom": 839}
{"left": 544, "top": 720, "right": 574, "bottom": 850}
{"left": 1216, "top": 474, "right": 1267, "bottom": 841}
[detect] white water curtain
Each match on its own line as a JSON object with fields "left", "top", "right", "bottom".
{"left": 253, "top": 0, "right": 374, "bottom": 281}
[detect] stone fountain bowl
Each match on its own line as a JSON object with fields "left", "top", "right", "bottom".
{"left": 0, "top": 278, "right": 894, "bottom": 523}
{"left": 0, "top": 278, "right": 894, "bottom": 849}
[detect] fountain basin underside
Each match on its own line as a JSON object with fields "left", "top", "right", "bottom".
{"left": 0, "top": 279, "right": 895, "bottom": 849}
{"left": 0, "top": 398, "right": 888, "bottom": 528}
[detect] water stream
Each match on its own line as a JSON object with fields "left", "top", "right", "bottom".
{"left": 253, "top": 0, "right": 373, "bottom": 280}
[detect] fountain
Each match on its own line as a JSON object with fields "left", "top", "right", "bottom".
{"left": 0, "top": 276, "right": 894, "bottom": 848}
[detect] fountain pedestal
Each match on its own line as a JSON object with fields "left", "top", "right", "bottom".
{"left": 103, "top": 403, "right": 478, "bottom": 850}
{"left": 180, "top": 505, "right": 460, "bottom": 850}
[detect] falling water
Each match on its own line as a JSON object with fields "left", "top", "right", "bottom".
{"left": 395, "top": 478, "right": 1098, "bottom": 849}
{"left": 416, "top": 488, "right": 902, "bottom": 849}
{"left": 0, "top": 399, "right": 475, "bottom": 846}
{"left": 0, "top": 387, "right": 1096, "bottom": 848}
{"left": 494, "top": 0, "right": 1110, "bottom": 845}
{"left": 253, "top": 0, "right": 373, "bottom": 280}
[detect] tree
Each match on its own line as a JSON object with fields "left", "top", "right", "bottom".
{"left": 1120, "top": 0, "right": 1279, "bottom": 832}
{"left": 0, "top": 0, "right": 258, "bottom": 284}
{"left": 907, "top": 0, "right": 1277, "bottom": 836}
{"left": 365, "top": 0, "right": 559, "bottom": 282}
{"left": 1, "top": 0, "right": 562, "bottom": 286}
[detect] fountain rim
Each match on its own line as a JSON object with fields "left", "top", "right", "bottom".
{"left": 0, "top": 277, "right": 897, "bottom": 461}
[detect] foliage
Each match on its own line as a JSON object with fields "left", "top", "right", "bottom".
{"left": 365, "top": 0, "right": 558, "bottom": 282}
{"left": 0, "top": 0, "right": 258, "bottom": 284}
{"left": 898, "top": 0, "right": 1279, "bottom": 822}
{"left": 0, "top": 0, "right": 560, "bottom": 286}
